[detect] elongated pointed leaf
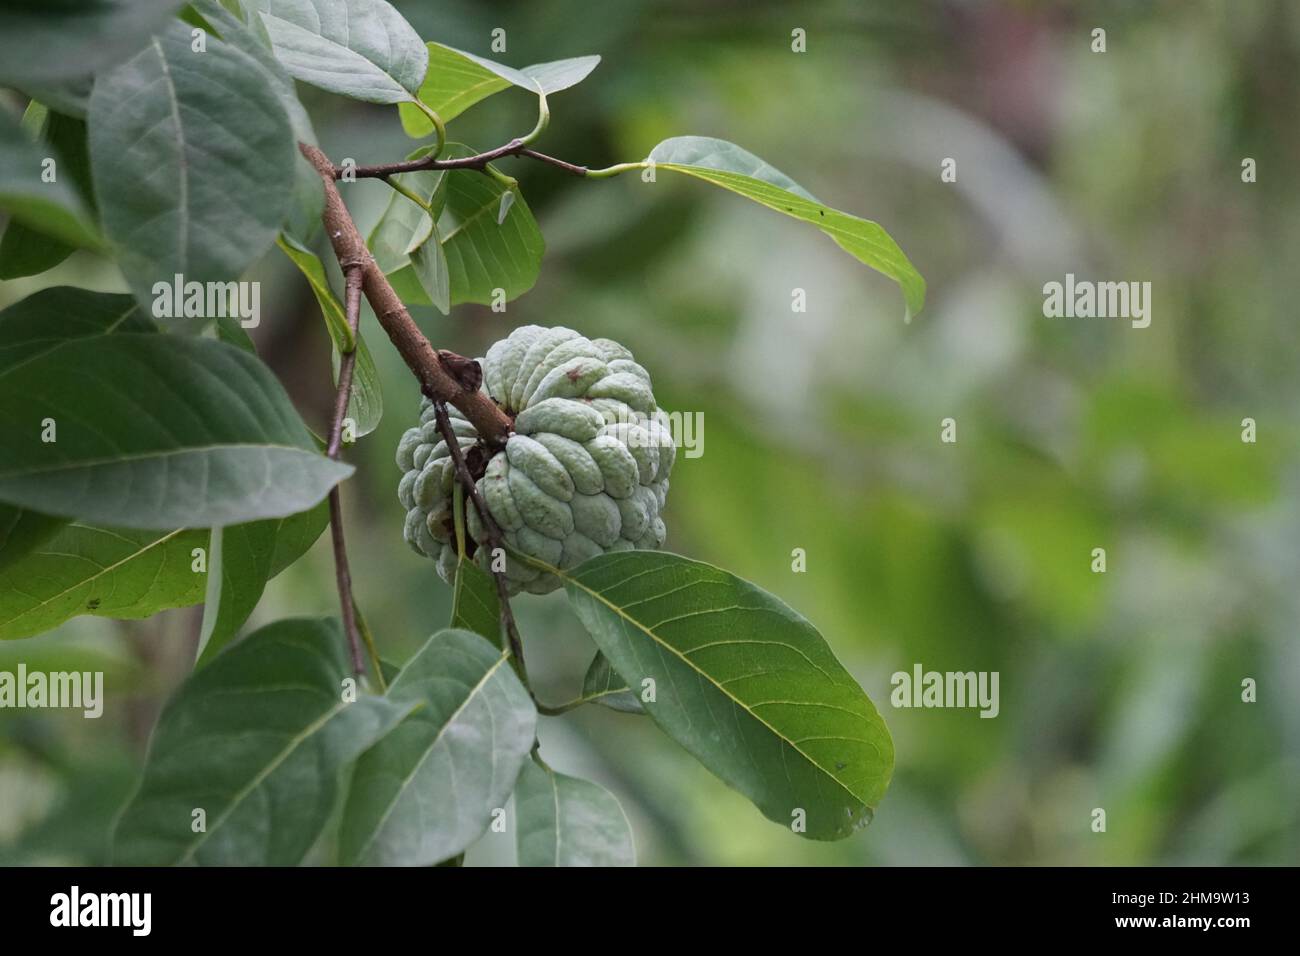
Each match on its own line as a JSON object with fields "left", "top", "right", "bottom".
{"left": 277, "top": 235, "right": 383, "bottom": 436}
{"left": 366, "top": 150, "right": 451, "bottom": 313}
{"left": 0, "top": 333, "right": 353, "bottom": 529}
{"left": 0, "top": 108, "right": 98, "bottom": 250}
{"left": 89, "top": 19, "right": 296, "bottom": 309}
{"left": 340, "top": 628, "right": 536, "bottom": 865}
{"left": 0, "top": 0, "right": 184, "bottom": 87}
{"left": 515, "top": 760, "right": 635, "bottom": 867}
{"left": 451, "top": 557, "right": 500, "bottom": 648}
{"left": 399, "top": 43, "right": 600, "bottom": 137}
{"left": 113, "top": 617, "right": 411, "bottom": 865}
{"left": 0, "top": 525, "right": 207, "bottom": 640}
{"left": 647, "top": 136, "right": 925, "bottom": 319}
{"left": 560, "top": 551, "right": 893, "bottom": 840}
{"left": 581, "top": 652, "right": 644, "bottom": 714}
{"left": 255, "top": 0, "right": 427, "bottom": 104}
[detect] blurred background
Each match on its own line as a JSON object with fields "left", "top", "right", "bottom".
{"left": 2, "top": 0, "right": 1298, "bottom": 865}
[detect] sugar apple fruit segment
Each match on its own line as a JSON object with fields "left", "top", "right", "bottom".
{"left": 397, "top": 326, "right": 673, "bottom": 594}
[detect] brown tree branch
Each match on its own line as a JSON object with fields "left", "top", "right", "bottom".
{"left": 328, "top": 265, "right": 366, "bottom": 676}
{"left": 431, "top": 399, "right": 529, "bottom": 682}
{"left": 300, "top": 142, "right": 514, "bottom": 449}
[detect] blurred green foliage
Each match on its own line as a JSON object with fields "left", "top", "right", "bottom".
{"left": 2, "top": 0, "right": 1297, "bottom": 865}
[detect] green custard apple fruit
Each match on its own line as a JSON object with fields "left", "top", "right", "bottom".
{"left": 395, "top": 326, "right": 675, "bottom": 594}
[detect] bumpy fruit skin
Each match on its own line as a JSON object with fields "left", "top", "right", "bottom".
{"left": 396, "top": 326, "right": 674, "bottom": 594}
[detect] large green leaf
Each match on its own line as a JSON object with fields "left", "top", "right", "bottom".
{"left": 0, "top": 288, "right": 152, "bottom": 571}
{"left": 0, "top": 111, "right": 97, "bottom": 278}
{"left": 436, "top": 147, "right": 544, "bottom": 307}
{"left": 113, "top": 617, "right": 411, "bottom": 865}
{"left": 647, "top": 136, "right": 925, "bottom": 319}
{"left": 514, "top": 760, "right": 636, "bottom": 867}
{"left": 340, "top": 628, "right": 536, "bottom": 865}
{"left": 450, "top": 557, "right": 500, "bottom": 648}
{"left": 0, "top": 108, "right": 98, "bottom": 250}
{"left": 194, "top": 0, "right": 324, "bottom": 243}
{"left": 254, "top": 0, "right": 427, "bottom": 104}
{"left": 0, "top": 0, "right": 184, "bottom": 86}
{"left": 0, "top": 333, "right": 353, "bottom": 529}
{"left": 0, "top": 525, "right": 207, "bottom": 640}
{"left": 558, "top": 551, "right": 894, "bottom": 840}
{"left": 399, "top": 42, "right": 600, "bottom": 137}
{"left": 88, "top": 19, "right": 296, "bottom": 309}
{"left": 277, "top": 235, "right": 383, "bottom": 436}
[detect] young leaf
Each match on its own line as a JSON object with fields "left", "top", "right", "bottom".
{"left": 514, "top": 760, "right": 636, "bottom": 867}
{"left": 89, "top": 19, "right": 296, "bottom": 309}
{"left": 450, "top": 557, "right": 500, "bottom": 648}
{"left": 0, "top": 334, "right": 353, "bottom": 529}
{"left": 277, "top": 235, "right": 384, "bottom": 436}
{"left": 437, "top": 147, "right": 544, "bottom": 307}
{"left": 0, "top": 0, "right": 183, "bottom": 87}
{"left": 399, "top": 42, "right": 600, "bottom": 137}
{"left": 0, "top": 108, "right": 99, "bottom": 250}
{"left": 113, "top": 617, "right": 411, "bottom": 865}
{"left": 254, "top": 0, "right": 428, "bottom": 104}
{"left": 581, "top": 652, "right": 645, "bottom": 714}
{"left": 340, "top": 628, "right": 536, "bottom": 866}
{"left": 647, "top": 136, "right": 926, "bottom": 319}
{"left": 558, "top": 551, "right": 894, "bottom": 840}
{"left": 0, "top": 525, "right": 207, "bottom": 641}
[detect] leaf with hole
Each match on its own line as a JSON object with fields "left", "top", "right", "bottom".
{"left": 647, "top": 136, "right": 925, "bottom": 319}
{"left": 0, "top": 333, "right": 353, "bottom": 530}
{"left": 340, "top": 628, "right": 536, "bottom": 865}
{"left": 514, "top": 760, "right": 636, "bottom": 866}
{"left": 558, "top": 550, "right": 894, "bottom": 840}
{"left": 113, "top": 617, "right": 412, "bottom": 865}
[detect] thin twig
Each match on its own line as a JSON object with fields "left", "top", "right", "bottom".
{"left": 430, "top": 398, "right": 529, "bottom": 684}
{"left": 327, "top": 265, "right": 366, "bottom": 676}
{"left": 340, "top": 140, "right": 622, "bottom": 181}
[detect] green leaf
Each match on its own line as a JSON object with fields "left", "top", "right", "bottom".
{"left": 196, "top": 501, "right": 330, "bottom": 664}
{"left": 0, "top": 333, "right": 353, "bottom": 529}
{"left": 277, "top": 235, "right": 383, "bottom": 436}
{"left": 514, "top": 760, "right": 636, "bottom": 866}
{"left": 437, "top": 147, "right": 543, "bottom": 307}
{"left": 88, "top": 19, "right": 296, "bottom": 309}
{"left": 0, "top": 287, "right": 151, "bottom": 376}
{"left": 254, "top": 0, "right": 427, "bottom": 104}
{"left": 0, "top": 108, "right": 98, "bottom": 250}
{"left": 0, "top": 111, "right": 97, "bottom": 278}
{"left": 0, "top": 0, "right": 184, "bottom": 87}
{"left": 399, "top": 42, "right": 600, "bottom": 137}
{"left": 0, "top": 505, "right": 64, "bottom": 575}
{"left": 194, "top": 0, "right": 324, "bottom": 242}
{"left": 113, "top": 617, "right": 412, "bottom": 865}
{"left": 558, "top": 551, "right": 894, "bottom": 840}
{"left": 365, "top": 148, "right": 450, "bottom": 313}
{"left": 450, "top": 557, "right": 500, "bottom": 648}
{"left": 581, "top": 652, "right": 645, "bottom": 714}
{"left": 0, "top": 525, "right": 207, "bottom": 641}
{"left": 647, "top": 136, "right": 925, "bottom": 319}
{"left": 340, "top": 628, "right": 536, "bottom": 865}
